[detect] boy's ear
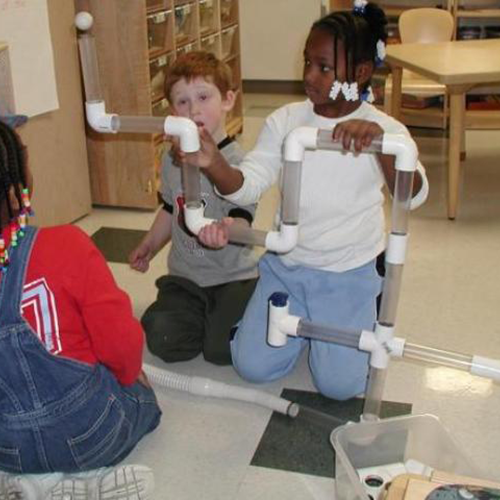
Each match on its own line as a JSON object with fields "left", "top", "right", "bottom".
{"left": 221, "top": 89, "right": 237, "bottom": 112}
{"left": 355, "top": 61, "right": 374, "bottom": 86}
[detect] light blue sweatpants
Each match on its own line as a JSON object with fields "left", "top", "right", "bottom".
{"left": 230, "top": 253, "right": 381, "bottom": 400}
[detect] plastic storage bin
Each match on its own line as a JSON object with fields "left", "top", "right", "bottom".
{"left": 174, "top": 3, "right": 197, "bottom": 45}
{"left": 200, "top": 34, "right": 220, "bottom": 57}
{"left": 221, "top": 25, "right": 237, "bottom": 60}
{"left": 220, "top": 0, "right": 237, "bottom": 27}
{"left": 147, "top": 9, "right": 173, "bottom": 55}
{"left": 149, "top": 52, "right": 174, "bottom": 101}
{"left": 331, "top": 414, "right": 483, "bottom": 500}
{"left": 152, "top": 97, "right": 169, "bottom": 117}
{"left": 199, "top": 0, "right": 217, "bottom": 36}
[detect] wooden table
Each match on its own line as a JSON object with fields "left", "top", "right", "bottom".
{"left": 385, "top": 39, "right": 500, "bottom": 219}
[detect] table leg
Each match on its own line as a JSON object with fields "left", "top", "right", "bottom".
{"left": 390, "top": 67, "right": 403, "bottom": 121}
{"left": 448, "top": 90, "right": 466, "bottom": 220}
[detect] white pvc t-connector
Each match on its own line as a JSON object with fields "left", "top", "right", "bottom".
{"left": 471, "top": 355, "right": 500, "bottom": 382}
{"left": 284, "top": 126, "right": 319, "bottom": 162}
{"left": 184, "top": 205, "right": 214, "bottom": 235}
{"left": 359, "top": 324, "right": 405, "bottom": 369}
{"left": 382, "top": 133, "right": 418, "bottom": 172}
{"left": 85, "top": 101, "right": 118, "bottom": 133}
{"left": 164, "top": 115, "right": 200, "bottom": 153}
{"left": 268, "top": 292, "right": 301, "bottom": 347}
{"left": 265, "top": 224, "right": 299, "bottom": 253}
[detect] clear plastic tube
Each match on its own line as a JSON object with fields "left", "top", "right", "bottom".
{"left": 182, "top": 163, "right": 201, "bottom": 208}
{"left": 363, "top": 367, "right": 387, "bottom": 421}
{"left": 378, "top": 263, "right": 404, "bottom": 327}
{"left": 281, "top": 161, "right": 302, "bottom": 224}
{"left": 227, "top": 225, "right": 268, "bottom": 247}
{"left": 297, "top": 320, "right": 361, "bottom": 348}
{"left": 316, "top": 129, "right": 383, "bottom": 153}
{"left": 111, "top": 115, "right": 166, "bottom": 134}
{"left": 403, "top": 343, "right": 473, "bottom": 371}
{"left": 77, "top": 34, "right": 103, "bottom": 102}
{"left": 391, "top": 170, "right": 414, "bottom": 234}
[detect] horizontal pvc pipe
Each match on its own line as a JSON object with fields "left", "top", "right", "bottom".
{"left": 143, "top": 364, "right": 299, "bottom": 417}
{"left": 316, "top": 129, "right": 383, "bottom": 154}
{"left": 227, "top": 225, "right": 268, "bottom": 247}
{"left": 112, "top": 115, "right": 166, "bottom": 134}
{"left": 297, "top": 320, "right": 361, "bottom": 348}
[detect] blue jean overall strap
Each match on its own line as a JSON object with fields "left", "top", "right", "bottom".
{"left": 0, "top": 226, "right": 161, "bottom": 474}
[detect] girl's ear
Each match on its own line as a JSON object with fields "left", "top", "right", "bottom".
{"left": 355, "top": 61, "right": 374, "bottom": 86}
{"left": 221, "top": 89, "right": 237, "bottom": 112}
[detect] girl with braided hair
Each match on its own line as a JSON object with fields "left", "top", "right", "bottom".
{"left": 0, "top": 119, "right": 161, "bottom": 499}
{"left": 190, "top": 1, "right": 429, "bottom": 401}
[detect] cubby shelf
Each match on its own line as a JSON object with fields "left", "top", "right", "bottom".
{"left": 74, "top": 0, "right": 242, "bottom": 209}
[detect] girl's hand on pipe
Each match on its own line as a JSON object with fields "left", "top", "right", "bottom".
{"left": 198, "top": 217, "right": 234, "bottom": 249}
{"left": 184, "top": 127, "right": 220, "bottom": 170}
{"left": 332, "top": 119, "right": 383, "bottom": 152}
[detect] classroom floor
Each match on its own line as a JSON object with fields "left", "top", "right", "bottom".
{"left": 75, "top": 94, "right": 500, "bottom": 499}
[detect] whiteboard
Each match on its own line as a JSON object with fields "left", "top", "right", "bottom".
{"left": 0, "top": 0, "right": 58, "bottom": 117}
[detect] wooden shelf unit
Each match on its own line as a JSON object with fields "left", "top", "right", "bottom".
{"left": 74, "top": 0, "right": 243, "bottom": 209}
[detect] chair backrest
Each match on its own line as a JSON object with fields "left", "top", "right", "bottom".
{"left": 399, "top": 8, "right": 454, "bottom": 44}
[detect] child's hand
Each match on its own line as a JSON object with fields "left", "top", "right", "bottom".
{"left": 333, "top": 120, "right": 383, "bottom": 152}
{"left": 198, "top": 217, "right": 234, "bottom": 249}
{"left": 129, "top": 242, "right": 153, "bottom": 273}
{"left": 184, "top": 127, "right": 220, "bottom": 170}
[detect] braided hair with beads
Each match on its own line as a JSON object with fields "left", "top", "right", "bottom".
{"left": 313, "top": 1, "right": 388, "bottom": 102}
{"left": 0, "top": 120, "right": 33, "bottom": 271}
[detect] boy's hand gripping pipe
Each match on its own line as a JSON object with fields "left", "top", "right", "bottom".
{"left": 267, "top": 128, "right": 500, "bottom": 419}
{"left": 75, "top": 12, "right": 200, "bottom": 151}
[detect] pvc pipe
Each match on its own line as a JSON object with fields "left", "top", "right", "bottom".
{"left": 143, "top": 363, "right": 299, "bottom": 417}
{"left": 77, "top": 34, "right": 102, "bottom": 102}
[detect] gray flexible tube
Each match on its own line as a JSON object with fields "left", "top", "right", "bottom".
{"left": 143, "top": 363, "right": 299, "bottom": 417}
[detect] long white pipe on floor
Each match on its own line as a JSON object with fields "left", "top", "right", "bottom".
{"left": 143, "top": 363, "right": 299, "bottom": 417}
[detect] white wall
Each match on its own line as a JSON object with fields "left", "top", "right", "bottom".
{"left": 239, "top": 0, "right": 323, "bottom": 81}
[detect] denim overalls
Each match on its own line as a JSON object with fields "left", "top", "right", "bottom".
{"left": 0, "top": 227, "right": 161, "bottom": 474}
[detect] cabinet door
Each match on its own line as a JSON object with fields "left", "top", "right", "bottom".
{"left": 75, "top": 0, "right": 158, "bottom": 209}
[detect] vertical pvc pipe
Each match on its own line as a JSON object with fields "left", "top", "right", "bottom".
{"left": 281, "top": 161, "right": 302, "bottom": 224}
{"left": 182, "top": 162, "right": 202, "bottom": 209}
{"left": 363, "top": 162, "right": 415, "bottom": 421}
{"left": 77, "top": 34, "right": 103, "bottom": 103}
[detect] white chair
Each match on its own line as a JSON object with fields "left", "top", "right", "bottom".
{"left": 384, "top": 8, "right": 455, "bottom": 129}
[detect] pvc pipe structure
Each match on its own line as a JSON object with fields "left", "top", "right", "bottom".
{"left": 182, "top": 127, "right": 415, "bottom": 256}
{"left": 143, "top": 363, "right": 300, "bottom": 417}
{"left": 76, "top": 12, "right": 199, "bottom": 151}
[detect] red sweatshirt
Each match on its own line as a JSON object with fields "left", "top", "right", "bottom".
{"left": 0, "top": 225, "right": 143, "bottom": 386}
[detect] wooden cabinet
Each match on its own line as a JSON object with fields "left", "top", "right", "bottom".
{"left": 74, "top": 0, "right": 242, "bottom": 209}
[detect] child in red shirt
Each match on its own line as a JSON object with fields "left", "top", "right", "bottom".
{"left": 0, "top": 119, "right": 161, "bottom": 499}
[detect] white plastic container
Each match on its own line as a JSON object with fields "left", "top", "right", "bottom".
{"left": 331, "top": 414, "right": 483, "bottom": 500}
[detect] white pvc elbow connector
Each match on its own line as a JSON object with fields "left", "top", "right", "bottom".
{"left": 265, "top": 224, "right": 299, "bottom": 253}
{"left": 284, "top": 126, "right": 318, "bottom": 162}
{"left": 184, "top": 205, "right": 214, "bottom": 235}
{"left": 382, "top": 133, "right": 418, "bottom": 172}
{"left": 471, "top": 356, "right": 500, "bottom": 382}
{"left": 359, "top": 324, "right": 405, "bottom": 369}
{"left": 85, "top": 101, "right": 118, "bottom": 133}
{"left": 164, "top": 115, "right": 200, "bottom": 153}
{"left": 267, "top": 292, "right": 301, "bottom": 347}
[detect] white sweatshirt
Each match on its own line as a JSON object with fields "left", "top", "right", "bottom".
{"left": 223, "top": 100, "right": 428, "bottom": 272}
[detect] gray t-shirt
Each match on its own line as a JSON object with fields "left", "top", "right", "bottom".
{"left": 161, "top": 139, "right": 259, "bottom": 287}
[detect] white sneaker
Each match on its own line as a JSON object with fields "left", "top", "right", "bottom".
{"left": 0, "top": 464, "right": 154, "bottom": 500}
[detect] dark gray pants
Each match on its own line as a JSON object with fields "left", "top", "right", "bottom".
{"left": 142, "top": 275, "right": 257, "bottom": 365}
